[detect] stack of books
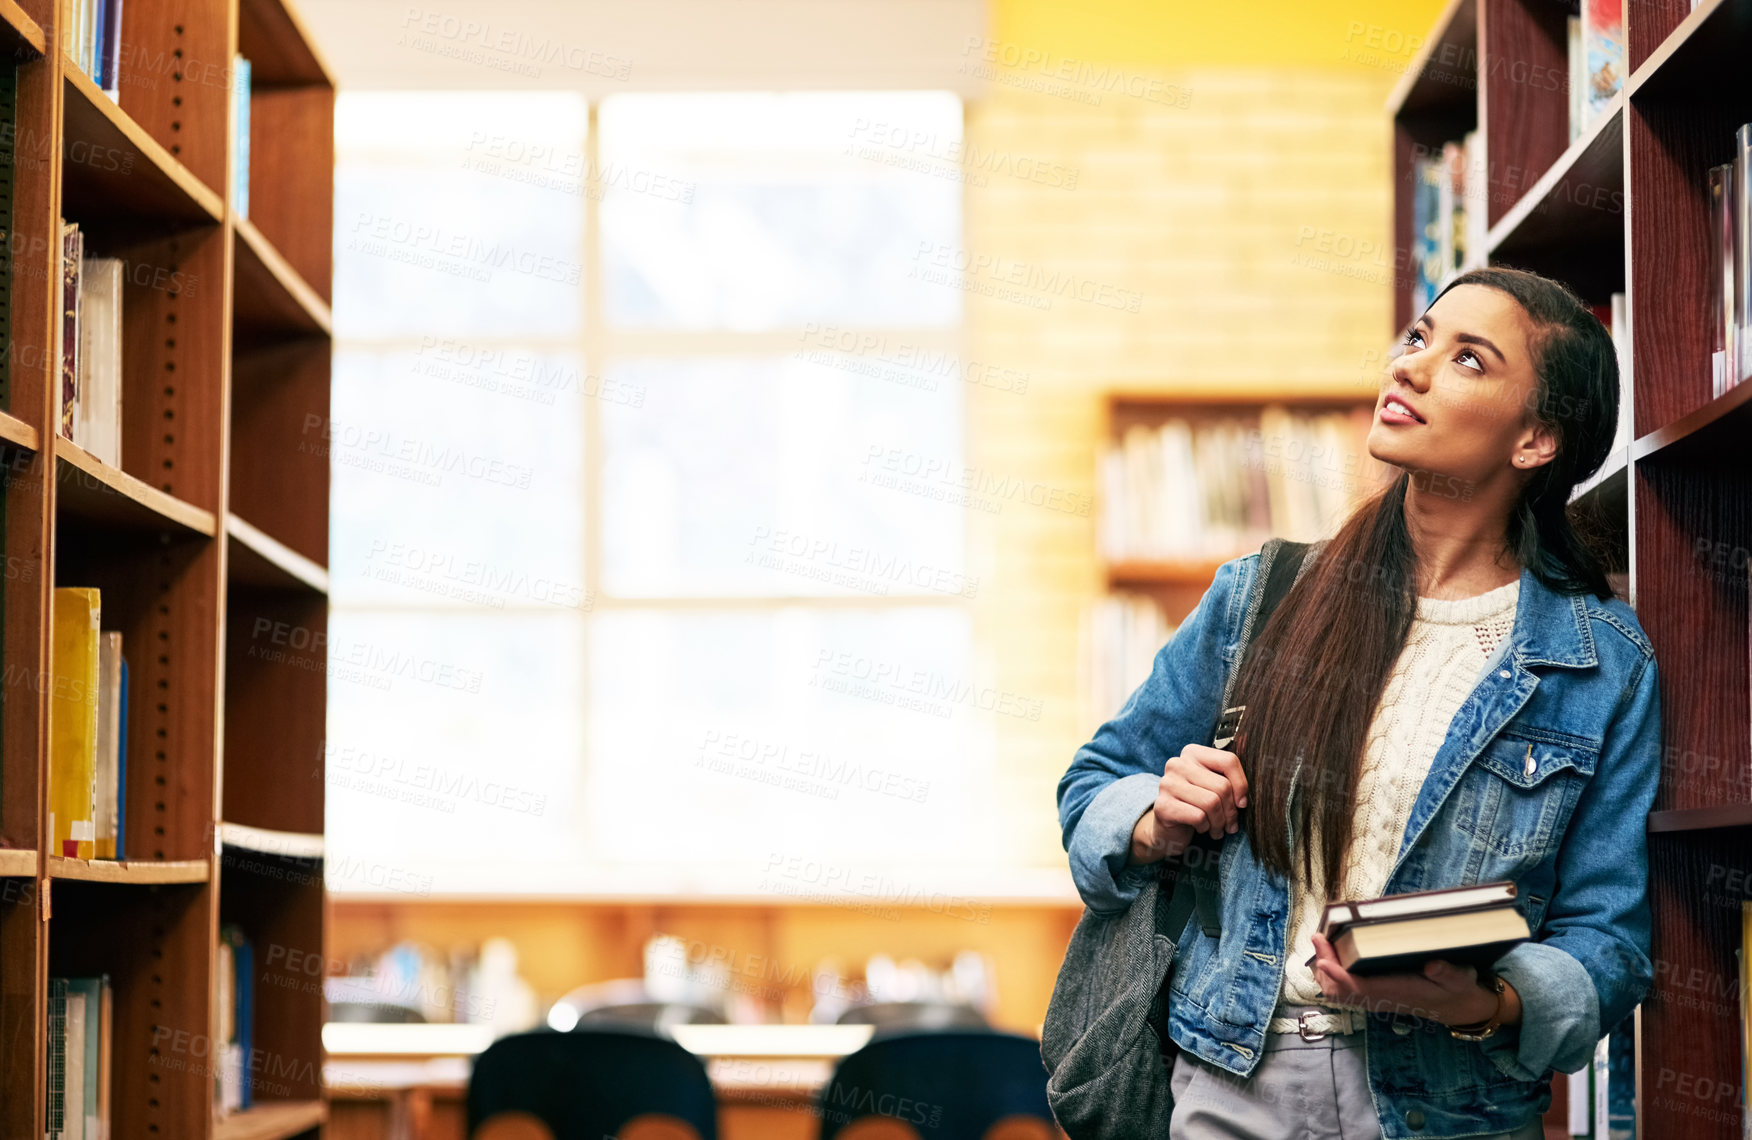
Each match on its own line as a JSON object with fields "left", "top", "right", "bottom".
{"left": 1317, "top": 881, "right": 1530, "bottom": 975}
{"left": 64, "top": 0, "right": 122, "bottom": 99}
{"left": 57, "top": 222, "right": 125, "bottom": 468}
{"left": 1098, "top": 405, "right": 1383, "bottom": 562}
{"left": 45, "top": 976, "right": 112, "bottom": 1140}
{"left": 49, "top": 589, "right": 129, "bottom": 862}
{"left": 1708, "top": 123, "right": 1752, "bottom": 398}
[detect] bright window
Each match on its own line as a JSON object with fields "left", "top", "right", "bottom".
{"left": 328, "top": 90, "right": 975, "bottom": 895}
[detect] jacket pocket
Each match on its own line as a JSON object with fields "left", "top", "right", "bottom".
{"left": 1454, "top": 732, "right": 1595, "bottom": 864}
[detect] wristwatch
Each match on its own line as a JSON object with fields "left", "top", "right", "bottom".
{"left": 1447, "top": 974, "right": 1508, "bottom": 1041}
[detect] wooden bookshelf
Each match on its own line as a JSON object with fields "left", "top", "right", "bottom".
{"left": 1390, "top": 3, "right": 1752, "bottom": 1135}
{"left": 1097, "top": 393, "right": 1379, "bottom": 622}
{"left": 0, "top": 1, "right": 336, "bottom": 1137}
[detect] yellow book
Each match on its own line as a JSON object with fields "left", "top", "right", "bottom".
{"left": 50, "top": 587, "right": 101, "bottom": 860}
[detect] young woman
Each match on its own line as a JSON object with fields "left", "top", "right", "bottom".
{"left": 1058, "top": 267, "right": 1659, "bottom": 1140}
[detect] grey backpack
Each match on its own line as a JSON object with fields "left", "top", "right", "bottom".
{"left": 1040, "top": 539, "right": 1312, "bottom": 1139}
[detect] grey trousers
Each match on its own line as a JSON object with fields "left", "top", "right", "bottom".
{"left": 1167, "top": 1018, "right": 1545, "bottom": 1140}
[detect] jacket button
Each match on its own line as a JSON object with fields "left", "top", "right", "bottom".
{"left": 1407, "top": 1109, "right": 1427, "bottom": 1130}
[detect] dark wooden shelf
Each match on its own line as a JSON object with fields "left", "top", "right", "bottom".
{"left": 61, "top": 62, "right": 223, "bottom": 233}
{"left": 238, "top": 0, "right": 333, "bottom": 88}
{"left": 233, "top": 215, "right": 333, "bottom": 345}
{"left": 1486, "top": 97, "right": 1625, "bottom": 299}
{"left": 1385, "top": 0, "right": 1477, "bottom": 134}
{"left": 226, "top": 512, "right": 330, "bottom": 594}
{"left": 55, "top": 438, "right": 219, "bottom": 537}
{"left": 1628, "top": 0, "right": 1752, "bottom": 115}
{"left": 1631, "top": 377, "right": 1752, "bottom": 466}
{"left": 1648, "top": 803, "right": 1752, "bottom": 834}
{"left": 0, "top": 0, "right": 44, "bottom": 58}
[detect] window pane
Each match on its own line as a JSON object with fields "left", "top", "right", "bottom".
{"left": 325, "top": 611, "right": 584, "bottom": 894}
{"left": 335, "top": 92, "right": 585, "bottom": 339}
{"left": 328, "top": 348, "right": 585, "bottom": 611}
{"left": 599, "top": 92, "right": 962, "bottom": 330}
{"left": 601, "top": 355, "right": 965, "bottom": 597}
{"left": 585, "top": 607, "right": 999, "bottom": 890}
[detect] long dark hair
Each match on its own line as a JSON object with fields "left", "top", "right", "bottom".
{"left": 1233, "top": 266, "right": 1619, "bottom": 899}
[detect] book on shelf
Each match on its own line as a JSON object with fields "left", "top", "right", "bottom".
{"left": 58, "top": 223, "right": 81, "bottom": 439}
{"left": 49, "top": 589, "right": 130, "bottom": 862}
{"left": 1736, "top": 125, "right": 1752, "bottom": 388}
{"left": 1567, "top": 16, "right": 1584, "bottom": 143}
{"left": 1408, "top": 131, "right": 1482, "bottom": 318}
{"left": 234, "top": 55, "right": 251, "bottom": 217}
{"left": 1098, "top": 405, "right": 1382, "bottom": 563}
{"left": 1707, "top": 122, "right": 1752, "bottom": 398}
{"left": 66, "top": 0, "right": 123, "bottom": 98}
{"left": 1316, "top": 880, "right": 1530, "bottom": 976}
{"left": 57, "top": 222, "right": 125, "bottom": 466}
{"left": 1083, "top": 594, "right": 1176, "bottom": 723}
{"left": 217, "top": 925, "right": 255, "bottom": 1115}
{"left": 1608, "top": 293, "right": 1630, "bottom": 461}
{"left": 1580, "top": 0, "right": 1623, "bottom": 131}
{"left": 45, "top": 976, "right": 112, "bottom": 1140}
{"left": 75, "top": 257, "right": 124, "bottom": 468}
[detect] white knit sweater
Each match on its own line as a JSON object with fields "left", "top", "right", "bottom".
{"left": 1279, "top": 578, "right": 1520, "bottom": 1006}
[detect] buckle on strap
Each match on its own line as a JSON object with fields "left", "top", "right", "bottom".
{"left": 1296, "top": 1010, "right": 1329, "bottom": 1041}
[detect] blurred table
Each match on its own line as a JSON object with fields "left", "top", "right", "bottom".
{"left": 322, "top": 1022, "right": 877, "bottom": 1140}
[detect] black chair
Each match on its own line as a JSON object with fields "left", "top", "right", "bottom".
{"left": 817, "top": 1031, "right": 1053, "bottom": 1140}
{"left": 836, "top": 1002, "right": 990, "bottom": 1034}
{"left": 467, "top": 1028, "right": 718, "bottom": 1140}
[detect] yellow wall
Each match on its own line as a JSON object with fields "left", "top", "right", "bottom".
{"left": 968, "top": 0, "right": 1446, "bottom": 870}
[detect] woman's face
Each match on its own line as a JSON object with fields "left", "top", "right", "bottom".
{"left": 1366, "top": 283, "right": 1556, "bottom": 491}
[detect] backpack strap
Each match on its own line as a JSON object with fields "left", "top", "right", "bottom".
{"left": 1161, "top": 539, "right": 1317, "bottom": 941}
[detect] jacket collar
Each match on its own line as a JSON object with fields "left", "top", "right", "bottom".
{"left": 1507, "top": 563, "right": 1596, "bottom": 670}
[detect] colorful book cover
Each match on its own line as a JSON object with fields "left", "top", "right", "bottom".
{"left": 1411, "top": 156, "right": 1443, "bottom": 318}
{"left": 59, "top": 223, "right": 81, "bottom": 438}
{"left": 1735, "top": 124, "right": 1751, "bottom": 385}
{"left": 49, "top": 588, "right": 101, "bottom": 860}
{"left": 233, "top": 56, "right": 251, "bottom": 217}
{"left": 93, "top": 632, "right": 121, "bottom": 860}
{"left": 115, "top": 658, "right": 128, "bottom": 862}
{"left": 46, "top": 978, "right": 67, "bottom": 1136}
{"left": 1582, "top": 0, "right": 1624, "bottom": 123}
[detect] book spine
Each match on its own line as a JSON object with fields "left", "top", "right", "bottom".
{"left": 1735, "top": 124, "right": 1751, "bottom": 385}
{"left": 59, "top": 225, "right": 80, "bottom": 438}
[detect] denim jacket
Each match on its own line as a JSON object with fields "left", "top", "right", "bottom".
{"left": 1058, "top": 548, "right": 1660, "bottom": 1139}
